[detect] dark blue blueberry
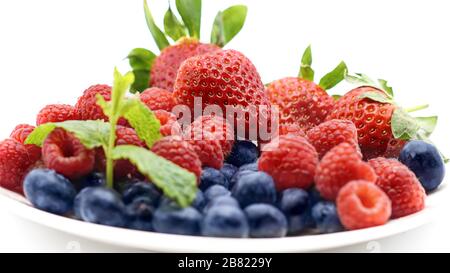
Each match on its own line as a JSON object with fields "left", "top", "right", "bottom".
{"left": 192, "top": 190, "right": 206, "bottom": 211}
{"left": 311, "top": 201, "right": 343, "bottom": 233}
{"left": 157, "top": 196, "right": 177, "bottom": 209}
{"left": 76, "top": 187, "right": 127, "bottom": 227}
{"left": 153, "top": 206, "right": 202, "bottom": 235}
{"left": 125, "top": 196, "right": 155, "bottom": 231}
{"left": 229, "top": 170, "right": 255, "bottom": 190}
{"left": 226, "top": 140, "right": 259, "bottom": 167}
{"left": 202, "top": 205, "right": 249, "bottom": 238}
{"left": 220, "top": 163, "right": 238, "bottom": 182}
{"left": 239, "top": 162, "right": 258, "bottom": 172}
{"left": 308, "top": 187, "right": 323, "bottom": 207}
{"left": 244, "top": 204, "right": 287, "bottom": 238}
{"left": 204, "top": 185, "right": 230, "bottom": 203}
{"left": 200, "top": 167, "right": 229, "bottom": 191}
{"left": 278, "top": 188, "right": 309, "bottom": 216}
{"left": 74, "top": 187, "right": 93, "bottom": 219}
{"left": 203, "top": 195, "right": 239, "bottom": 214}
{"left": 122, "top": 181, "right": 161, "bottom": 206}
{"left": 232, "top": 171, "right": 276, "bottom": 207}
{"left": 399, "top": 140, "right": 445, "bottom": 192}
{"left": 76, "top": 172, "right": 105, "bottom": 191}
{"left": 287, "top": 213, "right": 311, "bottom": 235}
{"left": 24, "top": 169, "right": 76, "bottom": 215}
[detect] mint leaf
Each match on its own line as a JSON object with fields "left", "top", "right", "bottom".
{"left": 164, "top": 6, "right": 187, "bottom": 41}
{"left": 25, "top": 120, "right": 110, "bottom": 149}
{"left": 210, "top": 5, "right": 247, "bottom": 47}
{"left": 122, "top": 99, "right": 162, "bottom": 148}
{"left": 359, "top": 91, "right": 394, "bottom": 104}
{"left": 319, "top": 61, "right": 347, "bottom": 90}
{"left": 111, "top": 68, "right": 134, "bottom": 112}
{"left": 332, "top": 94, "right": 342, "bottom": 101}
{"left": 176, "top": 0, "right": 201, "bottom": 39}
{"left": 144, "top": 0, "right": 170, "bottom": 50}
{"left": 416, "top": 116, "right": 438, "bottom": 137}
{"left": 113, "top": 145, "right": 197, "bottom": 207}
{"left": 127, "top": 48, "right": 156, "bottom": 93}
{"left": 378, "top": 79, "right": 394, "bottom": 97}
{"left": 391, "top": 108, "right": 420, "bottom": 140}
{"left": 298, "top": 45, "right": 314, "bottom": 81}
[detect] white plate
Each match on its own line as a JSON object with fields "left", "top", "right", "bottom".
{"left": 0, "top": 184, "right": 446, "bottom": 252}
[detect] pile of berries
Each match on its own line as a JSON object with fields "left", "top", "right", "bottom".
{"left": 0, "top": 1, "right": 446, "bottom": 239}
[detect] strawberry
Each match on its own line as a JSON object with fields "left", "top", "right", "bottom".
{"left": 173, "top": 49, "right": 272, "bottom": 141}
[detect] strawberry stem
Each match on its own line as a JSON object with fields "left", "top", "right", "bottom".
{"left": 405, "top": 104, "right": 429, "bottom": 113}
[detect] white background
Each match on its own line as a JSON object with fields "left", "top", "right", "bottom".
{"left": 0, "top": 0, "right": 449, "bottom": 252}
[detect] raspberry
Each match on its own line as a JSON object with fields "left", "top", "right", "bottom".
{"left": 306, "top": 119, "right": 358, "bottom": 158}
{"left": 139, "top": 87, "right": 177, "bottom": 112}
{"left": 0, "top": 139, "right": 35, "bottom": 194}
{"left": 278, "top": 123, "right": 306, "bottom": 137}
{"left": 315, "top": 142, "right": 377, "bottom": 200}
{"left": 153, "top": 110, "right": 181, "bottom": 137}
{"left": 369, "top": 157, "right": 426, "bottom": 218}
{"left": 337, "top": 180, "right": 391, "bottom": 230}
{"left": 36, "top": 104, "right": 79, "bottom": 125}
{"left": 42, "top": 128, "right": 95, "bottom": 179}
{"left": 10, "top": 124, "right": 41, "bottom": 162}
{"left": 75, "top": 84, "right": 111, "bottom": 121}
{"left": 151, "top": 136, "right": 202, "bottom": 180}
{"left": 95, "top": 126, "right": 146, "bottom": 179}
{"left": 184, "top": 115, "right": 234, "bottom": 156}
{"left": 258, "top": 135, "right": 318, "bottom": 190}
{"left": 188, "top": 133, "right": 224, "bottom": 169}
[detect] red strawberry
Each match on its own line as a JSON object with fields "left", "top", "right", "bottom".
{"left": 306, "top": 119, "right": 358, "bottom": 158}
{"left": 36, "top": 104, "right": 79, "bottom": 125}
{"left": 139, "top": 87, "right": 177, "bottom": 112}
{"left": 327, "top": 86, "right": 405, "bottom": 160}
{"left": 266, "top": 77, "right": 334, "bottom": 131}
{"left": 315, "top": 142, "right": 377, "bottom": 201}
{"left": 173, "top": 49, "right": 272, "bottom": 141}
{"left": 368, "top": 157, "right": 426, "bottom": 218}
{"left": 258, "top": 135, "right": 319, "bottom": 191}
{"left": 153, "top": 110, "right": 181, "bottom": 137}
{"left": 151, "top": 39, "right": 220, "bottom": 92}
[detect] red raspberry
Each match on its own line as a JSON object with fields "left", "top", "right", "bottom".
{"left": 10, "top": 124, "right": 41, "bottom": 162}
{"left": 337, "top": 180, "right": 391, "bottom": 230}
{"left": 42, "top": 128, "right": 95, "bottom": 179}
{"left": 36, "top": 104, "right": 79, "bottom": 125}
{"left": 0, "top": 139, "right": 35, "bottom": 194}
{"left": 151, "top": 136, "right": 202, "bottom": 180}
{"left": 258, "top": 135, "right": 319, "bottom": 190}
{"left": 184, "top": 115, "right": 234, "bottom": 156}
{"left": 154, "top": 110, "right": 181, "bottom": 137}
{"left": 315, "top": 142, "right": 377, "bottom": 200}
{"left": 188, "top": 133, "right": 224, "bottom": 170}
{"left": 278, "top": 123, "right": 306, "bottom": 137}
{"left": 139, "top": 87, "right": 177, "bottom": 112}
{"left": 306, "top": 119, "right": 358, "bottom": 158}
{"left": 75, "top": 84, "right": 111, "bottom": 121}
{"left": 369, "top": 157, "right": 426, "bottom": 218}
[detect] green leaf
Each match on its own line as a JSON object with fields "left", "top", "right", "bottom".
{"left": 345, "top": 73, "right": 377, "bottom": 86}
{"left": 111, "top": 68, "right": 134, "bottom": 115}
{"left": 391, "top": 108, "right": 420, "bottom": 140}
{"left": 359, "top": 91, "right": 394, "bottom": 104}
{"left": 121, "top": 99, "right": 162, "bottom": 148}
{"left": 416, "top": 116, "right": 438, "bottom": 137}
{"left": 298, "top": 45, "right": 314, "bottom": 81}
{"left": 378, "top": 79, "right": 394, "bottom": 97}
{"left": 164, "top": 6, "right": 187, "bottom": 41}
{"left": 176, "top": 0, "right": 201, "bottom": 39}
{"left": 25, "top": 120, "right": 110, "bottom": 149}
{"left": 144, "top": 0, "right": 170, "bottom": 50}
{"left": 127, "top": 48, "right": 157, "bottom": 93}
{"left": 332, "top": 94, "right": 342, "bottom": 101}
{"left": 319, "top": 61, "right": 347, "bottom": 90}
{"left": 210, "top": 5, "right": 247, "bottom": 47}
{"left": 113, "top": 145, "right": 197, "bottom": 207}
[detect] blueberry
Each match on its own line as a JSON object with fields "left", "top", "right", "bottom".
{"left": 239, "top": 162, "right": 258, "bottom": 172}
{"left": 244, "top": 204, "right": 287, "bottom": 238}
{"left": 311, "top": 201, "right": 343, "bottom": 233}
{"left": 287, "top": 214, "right": 311, "bottom": 235}
{"left": 200, "top": 167, "right": 229, "bottom": 190}
{"left": 153, "top": 206, "right": 202, "bottom": 235}
{"left": 204, "top": 185, "right": 230, "bottom": 203}
{"left": 192, "top": 190, "right": 206, "bottom": 211}
{"left": 308, "top": 187, "right": 323, "bottom": 207}
{"left": 202, "top": 205, "right": 249, "bottom": 238}
{"left": 203, "top": 195, "right": 239, "bottom": 214}
{"left": 220, "top": 163, "right": 238, "bottom": 182}
{"left": 73, "top": 187, "right": 92, "bottom": 219}
{"left": 399, "top": 140, "right": 445, "bottom": 192}
{"left": 125, "top": 197, "right": 155, "bottom": 231}
{"left": 232, "top": 171, "right": 276, "bottom": 207}
{"left": 77, "top": 187, "right": 127, "bottom": 227}
{"left": 122, "top": 181, "right": 161, "bottom": 206}
{"left": 278, "top": 188, "right": 309, "bottom": 216}
{"left": 76, "top": 172, "right": 105, "bottom": 190}
{"left": 226, "top": 140, "right": 259, "bottom": 167}
{"left": 24, "top": 169, "right": 76, "bottom": 215}
{"left": 230, "top": 170, "right": 254, "bottom": 190}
